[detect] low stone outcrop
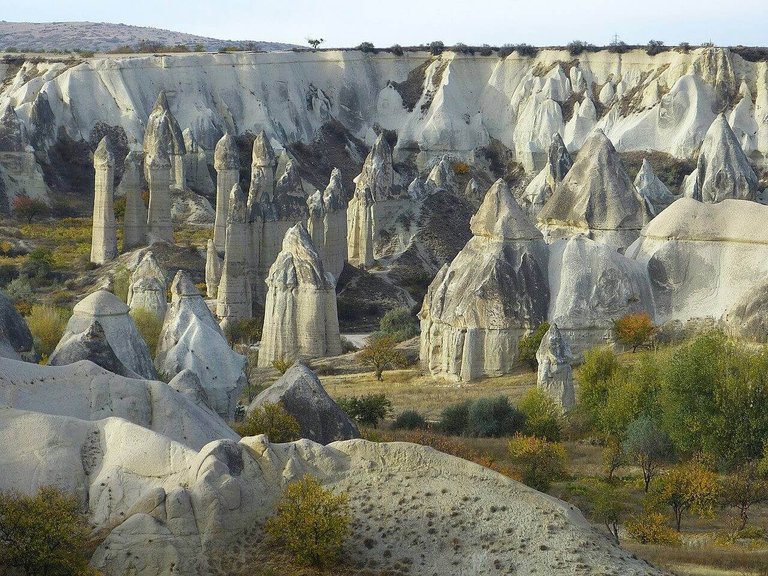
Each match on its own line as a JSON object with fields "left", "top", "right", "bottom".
{"left": 536, "top": 323, "right": 575, "bottom": 411}
{"left": 689, "top": 114, "right": 759, "bottom": 203}
{"left": 420, "top": 180, "right": 550, "bottom": 381}
{"left": 306, "top": 168, "right": 347, "bottom": 280}
{"left": 258, "top": 224, "right": 342, "bottom": 367}
{"left": 90, "top": 137, "right": 118, "bottom": 264}
{"left": 634, "top": 158, "right": 676, "bottom": 216}
{"left": 157, "top": 271, "right": 246, "bottom": 420}
{"left": 53, "top": 290, "right": 157, "bottom": 379}
{"left": 119, "top": 150, "right": 147, "bottom": 250}
{"left": 48, "top": 320, "right": 137, "bottom": 377}
{"left": 0, "top": 291, "right": 35, "bottom": 361}
{"left": 216, "top": 184, "right": 252, "bottom": 330}
{"left": 538, "top": 130, "right": 650, "bottom": 250}
{"left": 213, "top": 133, "right": 240, "bottom": 252}
{"left": 248, "top": 363, "right": 358, "bottom": 444}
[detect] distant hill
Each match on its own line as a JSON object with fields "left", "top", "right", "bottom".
{"left": 0, "top": 21, "right": 297, "bottom": 53}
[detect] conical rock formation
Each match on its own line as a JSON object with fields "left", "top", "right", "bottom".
{"left": 419, "top": 180, "right": 550, "bottom": 381}
{"left": 536, "top": 323, "right": 575, "bottom": 411}
{"left": 213, "top": 133, "right": 240, "bottom": 252}
{"left": 634, "top": 159, "right": 675, "bottom": 216}
{"left": 216, "top": 184, "right": 252, "bottom": 330}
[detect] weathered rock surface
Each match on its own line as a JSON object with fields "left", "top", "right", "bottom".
{"left": 205, "top": 239, "right": 222, "bottom": 299}
{"left": 248, "top": 363, "right": 358, "bottom": 444}
{"left": 0, "top": 290, "right": 35, "bottom": 361}
{"left": 213, "top": 133, "right": 240, "bottom": 252}
{"left": 216, "top": 184, "right": 252, "bottom": 330}
{"left": 119, "top": 150, "right": 148, "bottom": 250}
{"left": 146, "top": 149, "right": 174, "bottom": 243}
{"left": 0, "top": 104, "right": 49, "bottom": 208}
{"left": 53, "top": 290, "right": 157, "bottom": 379}
{"left": 420, "top": 180, "right": 549, "bottom": 381}
{"left": 521, "top": 133, "right": 573, "bottom": 218}
{"left": 689, "top": 114, "right": 759, "bottom": 203}
{"left": 627, "top": 198, "right": 768, "bottom": 328}
{"left": 157, "top": 271, "right": 245, "bottom": 420}
{"left": 634, "top": 158, "right": 676, "bottom": 216}
{"left": 536, "top": 323, "right": 575, "bottom": 411}
{"left": 306, "top": 168, "right": 347, "bottom": 280}
{"left": 143, "top": 91, "right": 186, "bottom": 189}
{"left": 258, "top": 224, "right": 342, "bottom": 367}
{"left": 538, "top": 131, "right": 650, "bottom": 250}
{"left": 548, "top": 237, "right": 654, "bottom": 354}
{"left": 90, "top": 137, "right": 118, "bottom": 264}
{"left": 48, "top": 320, "right": 138, "bottom": 377}
{"left": 126, "top": 251, "right": 168, "bottom": 320}
{"left": 183, "top": 128, "right": 215, "bottom": 196}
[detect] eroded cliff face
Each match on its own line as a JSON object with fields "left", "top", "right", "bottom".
{"left": 1, "top": 47, "right": 767, "bottom": 191}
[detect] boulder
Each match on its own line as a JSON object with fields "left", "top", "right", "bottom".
{"left": 258, "top": 224, "right": 342, "bottom": 367}
{"left": 90, "top": 137, "right": 118, "bottom": 264}
{"left": 536, "top": 323, "right": 575, "bottom": 411}
{"left": 213, "top": 133, "right": 240, "bottom": 252}
{"left": 420, "top": 179, "right": 549, "bottom": 381}
{"left": 0, "top": 290, "right": 35, "bottom": 361}
{"left": 48, "top": 320, "right": 138, "bottom": 377}
{"left": 634, "top": 158, "right": 676, "bottom": 216}
{"left": 538, "top": 130, "right": 650, "bottom": 250}
{"left": 627, "top": 198, "right": 768, "bottom": 328}
{"left": 53, "top": 290, "right": 157, "bottom": 379}
{"left": 157, "top": 271, "right": 246, "bottom": 420}
{"left": 248, "top": 363, "right": 359, "bottom": 444}
{"left": 689, "top": 114, "right": 759, "bottom": 203}
{"left": 549, "top": 237, "right": 654, "bottom": 355}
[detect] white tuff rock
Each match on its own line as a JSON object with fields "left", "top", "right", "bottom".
{"left": 90, "top": 137, "right": 117, "bottom": 264}
{"left": 634, "top": 158, "right": 676, "bottom": 216}
{"left": 119, "top": 150, "right": 147, "bottom": 250}
{"left": 216, "top": 184, "right": 252, "bottom": 330}
{"left": 306, "top": 168, "right": 347, "bottom": 281}
{"left": 536, "top": 323, "right": 575, "bottom": 411}
{"left": 213, "top": 133, "right": 240, "bottom": 252}
{"left": 205, "top": 238, "right": 223, "bottom": 298}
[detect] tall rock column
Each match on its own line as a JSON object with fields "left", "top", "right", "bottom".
{"left": 307, "top": 168, "right": 347, "bottom": 281}
{"left": 246, "top": 132, "right": 275, "bottom": 303}
{"left": 146, "top": 149, "right": 174, "bottom": 243}
{"left": 90, "top": 137, "right": 118, "bottom": 265}
{"left": 217, "top": 184, "right": 252, "bottom": 330}
{"left": 258, "top": 223, "right": 342, "bottom": 367}
{"left": 536, "top": 323, "right": 575, "bottom": 411}
{"left": 144, "top": 91, "right": 186, "bottom": 190}
{"left": 213, "top": 134, "right": 240, "bottom": 253}
{"left": 205, "top": 239, "right": 222, "bottom": 299}
{"left": 120, "top": 151, "right": 147, "bottom": 250}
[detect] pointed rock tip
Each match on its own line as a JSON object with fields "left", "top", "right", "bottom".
{"left": 171, "top": 270, "right": 201, "bottom": 298}
{"left": 251, "top": 131, "right": 276, "bottom": 166}
{"left": 94, "top": 137, "right": 115, "bottom": 165}
{"left": 470, "top": 179, "right": 542, "bottom": 240}
{"left": 214, "top": 133, "right": 240, "bottom": 170}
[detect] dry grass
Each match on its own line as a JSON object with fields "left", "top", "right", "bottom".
{"left": 625, "top": 543, "right": 768, "bottom": 576}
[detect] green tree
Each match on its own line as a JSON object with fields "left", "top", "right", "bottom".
{"left": 234, "top": 403, "right": 301, "bottom": 442}
{"left": 623, "top": 417, "right": 673, "bottom": 492}
{"left": 337, "top": 394, "right": 393, "bottom": 428}
{"left": 0, "top": 486, "right": 96, "bottom": 576}
{"left": 723, "top": 461, "right": 768, "bottom": 530}
{"left": 265, "top": 475, "right": 350, "bottom": 568}
{"left": 613, "top": 312, "right": 656, "bottom": 352}
{"left": 508, "top": 434, "right": 567, "bottom": 491}
{"left": 357, "top": 335, "right": 407, "bottom": 381}
{"left": 518, "top": 387, "right": 562, "bottom": 441}
{"left": 517, "top": 322, "right": 550, "bottom": 370}
{"left": 575, "top": 346, "right": 620, "bottom": 428}
{"left": 378, "top": 307, "right": 418, "bottom": 342}
{"left": 651, "top": 455, "right": 720, "bottom": 531}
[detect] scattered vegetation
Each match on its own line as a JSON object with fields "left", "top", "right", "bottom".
{"left": 508, "top": 434, "right": 567, "bottom": 491}
{"left": 337, "top": 394, "right": 393, "bottom": 428}
{"left": 272, "top": 358, "right": 293, "bottom": 375}
{"left": 224, "top": 317, "right": 263, "bottom": 346}
{"left": 517, "top": 321, "right": 550, "bottom": 369}
{"left": 12, "top": 195, "right": 48, "bottom": 224}
{"left": 234, "top": 402, "right": 301, "bottom": 442}
{"left": 357, "top": 335, "right": 407, "bottom": 381}
{"left": 613, "top": 312, "right": 656, "bottom": 352}
{"left": 130, "top": 308, "right": 163, "bottom": 357}
{"left": 438, "top": 396, "right": 525, "bottom": 438}
{"left": 392, "top": 409, "right": 427, "bottom": 430}
{"left": 265, "top": 475, "right": 350, "bottom": 569}
{"left": 25, "top": 304, "right": 68, "bottom": 359}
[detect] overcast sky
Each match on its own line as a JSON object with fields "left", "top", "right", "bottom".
{"left": 2, "top": 0, "right": 766, "bottom": 48}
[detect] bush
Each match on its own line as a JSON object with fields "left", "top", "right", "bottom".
{"left": 517, "top": 322, "right": 550, "bottom": 370}
{"left": 515, "top": 43, "right": 538, "bottom": 57}
{"left": 272, "top": 358, "right": 292, "bottom": 374}
{"left": 567, "top": 40, "right": 593, "bottom": 56}
{"left": 0, "top": 486, "right": 97, "bottom": 576}
{"left": 625, "top": 511, "right": 681, "bottom": 545}
{"left": 613, "top": 312, "right": 656, "bottom": 352}
{"left": 677, "top": 42, "right": 691, "bottom": 53}
{"left": 452, "top": 161, "right": 470, "bottom": 175}
{"left": 337, "top": 394, "right": 393, "bottom": 428}
{"left": 453, "top": 43, "right": 474, "bottom": 55}
{"left": 234, "top": 402, "right": 301, "bottom": 442}
{"left": 508, "top": 434, "right": 568, "bottom": 491}
{"left": 575, "top": 346, "right": 620, "bottom": 426}
{"left": 130, "top": 308, "right": 163, "bottom": 357}
{"left": 224, "top": 317, "right": 263, "bottom": 345}
{"left": 4, "top": 275, "right": 33, "bottom": 302}
{"left": 429, "top": 40, "right": 445, "bottom": 56}
{"left": 647, "top": 39, "right": 666, "bottom": 56}
{"left": 26, "top": 305, "right": 68, "bottom": 359}
{"left": 479, "top": 44, "right": 494, "bottom": 56}
{"left": 357, "top": 335, "right": 407, "bottom": 381}
{"left": 438, "top": 400, "right": 471, "bottom": 436}
{"left": 113, "top": 196, "right": 126, "bottom": 221}
{"left": 12, "top": 195, "right": 48, "bottom": 223}
{"left": 393, "top": 409, "right": 427, "bottom": 430}
{"left": 20, "top": 248, "right": 54, "bottom": 287}
{"left": 265, "top": 475, "right": 350, "bottom": 568}
{"left": 498, "top": 44, "right": 514, "bottom": 58}
{"left": 609, "top": 40, "right": 629, "bottom": 54}
{"left": 379, "top": 306, "right": 418, "bottom": 342}
{"left": 0, "top": 263, "right": 19, "bottom": 284}
{"left": 356, "top": 42, "right": 375, "bottom": 53}
{"left": 518, "top": 388, "right": 562, "bottom": 441}
{"left": 389, "top": 44, "right": 404, "bottom": 56}
{"left": 467, "top": 396, "right": 525, "bottom": 438}
{"left": 112, "top": 266, "right": 130, "bottom": 302}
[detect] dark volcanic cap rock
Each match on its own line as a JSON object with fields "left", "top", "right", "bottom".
{"left": 248, "top": 363, "right": 359, "bottom": 444}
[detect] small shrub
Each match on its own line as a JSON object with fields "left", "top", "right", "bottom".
{"left": 626, "top": 512, "right": 681, "bottom": 545}
{"left": 508, "top": 434, "right": 568, "bottom": 491}
{"left": 378, "top": 307, "right": 418, "bottom": 342}
{"left": 112, "top": 266, "right": 130, "bottom": 302}
{"left": 467, "top": 396, "right": 525, "bottom": 438}
{"left": 0, "top": 486, "right": 97, "bottom": 576}
{"left": 389, "top": 44, "right": 404, "bottom": 56}
{"left": 517, "top": 322, "right": 550, "bottom": 370}
{"left": 4, "top": 275, "right": 33, "bottom": 302}
{"left": 393, "top": 409, "right": 427, "bottom": 430}
{"left": 438, "top": 400, "right": 471, "bottom": 435}
{"left": 452, "top": 161, "right": 470, "bottom": 175}
{"left": 234, "top": 402, "right": 301, "bottom": 442}
{"left": 224, "top": 317, "right": 263, "bottom": 345}
{"left": 567, "top": 40, "right": 593, "bottom": 56}
{"left": 12, "top": 195, "right": 48, "bottom": 223}
{"left": 646, "top": 39, "right": 665, "bottom": 56}
{"left": 265, "top": 475, "right": 350, "bottom": 568}
{"left": 357, "top": 335, "right": 407, "bottom": 381}
{"left": 14, "top": 299, "right": 32, "bottom": 317}
{"left": 429, "top": 40, "right": 445, "bottom": 56}
{"left": 130, "top": 308, "right": 163, "bottom": 356}
{"left": 518, "top": 388, "right": 562, "bottom": 441}
{"left": 454, "top": 43, "right": 474, "bottom": 55}
{"left": 26, "top": 304, "right": 68, "bottom": 359}
{"left": 340, "top": 337, "right": 358, "bottom": 353}
{"left": 498, "top": 44, "right": 514, "bottom": 58}
{"left": 272, "top": 358, "right": 292, "bottom": 374}
{"left": 677, "top": 42, "right": 691, "bottom": 53}
{"left": 356, "top": 42, "right": 375, "bottom": 53}
{"left": 479, "top": 44, "right": 494, "bottom": 56}
{"left": 515, "top": 43, "right": 538, "bottom": 57}
{"left": 337, "top": 394, "right": 393, "bottom": 428}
